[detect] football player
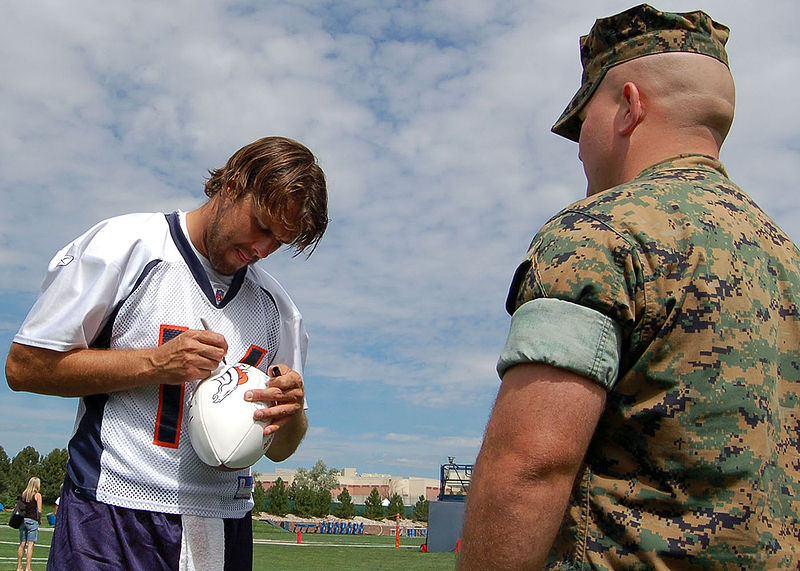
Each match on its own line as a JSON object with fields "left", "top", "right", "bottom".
{"left": 6, "top": 136, "right": 328, "bottom": 570}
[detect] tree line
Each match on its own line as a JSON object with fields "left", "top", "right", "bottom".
{"left": 257, "top": 459, "right": 429, "bottom": 522}
{"left": 0, "top": 445, "right": 69, "bottom": 508}
{"left": 0, "top": 448, "right": 430, "bottom": 523}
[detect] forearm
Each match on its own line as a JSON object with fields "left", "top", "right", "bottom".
{"left": 458, "top": 363, "right": 606, "bottom": 570}
{"left": 6, "top": 331, "right": 225, "bottom": 397}
{"left": 266, "top": 409, "right": 307, "bottom": 462}
{"left": 6, "top": 342, "right": 165, "bottom": 397}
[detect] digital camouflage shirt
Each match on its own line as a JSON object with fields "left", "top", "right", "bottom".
{"left": 506, "top": 154, "right": 800, "bottom": 569}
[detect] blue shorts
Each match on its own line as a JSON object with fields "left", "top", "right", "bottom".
{"left": 20, "top": 518, "right": 39, "bottom": 543}
{"left": 47, "top": 478, "right": 253, "bottom": 570}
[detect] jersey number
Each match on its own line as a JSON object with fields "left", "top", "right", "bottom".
{"left": 153, "top": 325, "right": 188, "bottom": 448}
{"left": 152, "top": 325, "right": 269, "bottom": 448}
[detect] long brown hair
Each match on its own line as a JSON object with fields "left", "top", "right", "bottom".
{"left": 205, "top": 137, "right": 329, "bottom": 256}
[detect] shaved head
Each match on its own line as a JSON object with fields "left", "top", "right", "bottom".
{"left": 578, "top": 51, "right": 736, "bottom": 195}
{"left": 603, "top": 52, "right": 736, "bottom": 145}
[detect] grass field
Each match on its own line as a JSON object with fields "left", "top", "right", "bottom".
{"left": 0, "top": 510, "right": 456, "bottom": 569}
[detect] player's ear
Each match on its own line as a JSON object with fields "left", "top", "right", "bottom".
{"left": 617, "top": 81, "right": 644, "bottom": 136}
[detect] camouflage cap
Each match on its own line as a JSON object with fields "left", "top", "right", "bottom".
{"left": 551, "top": 3, "right": 730, "bottom": 142}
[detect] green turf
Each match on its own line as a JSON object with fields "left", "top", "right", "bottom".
{"left": 249, "top": 519, "right": 454, "bottom": 570}
{"left": 0, "top": 511, "right": 456, "bottom": 569}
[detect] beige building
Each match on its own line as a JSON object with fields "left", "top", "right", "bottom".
{"left": 255, "top": 467, "right": 440, "bottom": 506}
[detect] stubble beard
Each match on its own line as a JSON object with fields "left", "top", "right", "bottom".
{"left": 203, "top": 214, "right": 240, "bottom": 276}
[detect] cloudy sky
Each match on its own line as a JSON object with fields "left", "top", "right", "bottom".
{"left": 1, "top": 1, "right": 798, "bottom": 481}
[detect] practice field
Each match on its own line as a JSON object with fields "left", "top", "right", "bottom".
{"left": 0, "top": 511, "right": 456, "bottom": 569}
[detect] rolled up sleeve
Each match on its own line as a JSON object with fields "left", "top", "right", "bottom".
{"left": 497, "top": 298, "right": 623, "bottom": 390}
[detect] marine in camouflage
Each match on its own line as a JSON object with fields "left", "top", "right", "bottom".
{"left": 552, "top": 3, "right": 730, "bottom": 142}
{"left": 504, "top": 154, "right": 800, "bottom": 568}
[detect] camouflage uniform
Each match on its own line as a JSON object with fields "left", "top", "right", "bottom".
{"left": 497, "top": 5, "right": 800, "bottom": 568}
{"left": 500, "top": 154, "right": 800, "bottom": 568}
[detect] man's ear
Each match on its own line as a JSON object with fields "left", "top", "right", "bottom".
{"left": 617, "top": 82, "right": 644, "bottom": 136}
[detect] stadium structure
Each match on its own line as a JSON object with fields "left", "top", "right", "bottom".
{"left": 426, "top": 457, "right": 473, "bottom": 552}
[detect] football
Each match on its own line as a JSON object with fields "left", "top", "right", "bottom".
{"left": 188, "top": 363, "right": 274, "bottom": 471}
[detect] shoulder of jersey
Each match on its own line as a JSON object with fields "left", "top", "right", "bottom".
{"left": 246, "top": 266, "right": 300, "bottom": 313}
{"left": 70, "top": 212, "right": 173, "bottom": 261}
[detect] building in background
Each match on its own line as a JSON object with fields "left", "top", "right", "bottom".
{"left": 255, "top": 467, "right": 440, "bottom": 506}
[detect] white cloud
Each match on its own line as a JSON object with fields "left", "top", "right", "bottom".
{"left": 1, "top": 0, "right": 798, "bottom": 479}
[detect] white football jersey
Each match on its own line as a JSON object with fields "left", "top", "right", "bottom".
{"left": 14, "top": 211, "right": 308, "bottom": 518}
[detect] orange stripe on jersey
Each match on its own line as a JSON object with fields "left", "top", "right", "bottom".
{"left": 154, "top": 324, "right": 190, "bottom": 448}
{"left": 240, "top": 345, "right": 267, "bottom": 367}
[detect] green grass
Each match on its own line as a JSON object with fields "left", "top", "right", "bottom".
{"left": 0, "top": 511, "right": 455, "bottom": 569}
{"left": 249, "top": 519, "right": 455, "bottom": 570}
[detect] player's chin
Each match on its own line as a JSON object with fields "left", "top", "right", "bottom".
{"left": 211, "top": 260, "right": 239, "bottom": 276}
{"left": 212, "top": 251, "right": 251, "bottom": 275}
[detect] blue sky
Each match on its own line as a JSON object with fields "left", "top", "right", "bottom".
{"left": 1, "top": 0, "right": 798, "bottom": 480}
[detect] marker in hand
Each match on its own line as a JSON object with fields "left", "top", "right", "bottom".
{"left": 268, "top": 366, "right": 281, "bottom": 407}
{"left": 200, "top": 317, "right": 227, "bottom": 366}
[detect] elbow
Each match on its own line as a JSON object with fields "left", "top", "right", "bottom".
{"left": 5, "top": 355, "right": 24, "bottom": 391}
{"left": 5, "top": 344, "right": 33, "bottom": 392}
{"left": 484, "top": 446, "right": 583, "bottom": 495}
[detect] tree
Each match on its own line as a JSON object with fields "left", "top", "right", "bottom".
{"left": 293, "top": 459, "right": 339, "bottom": 492}
{"left": 0, "top": 446, "right": 10, "bottom": 506}
{"left": 387, "top": 492, "right": 405, "bottom": 520}
{"left": 290, "top": 459, "right": 338, "bottom": 517}
{"left": 334, "top": 487, "right": 355, "bottom": 519}
{"left": 8, "top": 446, "right": 41, "bottom": 504}
{"left": 39, "top": 448, "right": 69, "bottom": 504}
{"left": 363, "top": 487, "right": 385, "bottom": 520}
{"left": 293, "top": 484, "right": 315, "bottom": 517}
{"left": 266, "top": 477, "right": 290, "bottom": 516}
{"left": 0, "top": 446, "right": 69, "bottom": 507}
{"left": 313, "top": 488, "right": 332, "bottom": 517}
{"left": 412, "top": 495, "right": 429, "bottom": 522}
{"left": 252, "top": 481, "right": 266, "bottom": 515}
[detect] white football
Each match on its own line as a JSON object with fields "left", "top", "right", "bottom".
{"left": 188, "top": 363, "right": 274, "bottom": 471}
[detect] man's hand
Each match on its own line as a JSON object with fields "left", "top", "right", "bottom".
{"left": 245, "top": 364, "right": 308, "bottom": 461}
{"left": 145, "top": 329, "right": 228, "bottom": 385}
{"left": 246, "top": 365, "right": 305, "bottom": 434}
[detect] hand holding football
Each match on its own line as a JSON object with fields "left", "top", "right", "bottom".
{"left": 188, "top": 363, "right": 275, "bottom": 470}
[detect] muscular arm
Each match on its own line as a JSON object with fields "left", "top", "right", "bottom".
{"left": 458, "top": 363, "right": 606, "bottom": 570}
{"left": 5, "top": 329, "right": 227, "bottom": 397}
